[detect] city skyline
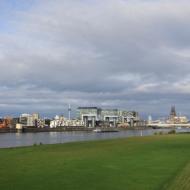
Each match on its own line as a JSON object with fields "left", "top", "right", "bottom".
{"left": 0, "top": 105, "right": 188, "bottom": 121}
{"left": 1, "top": 0, "right": 190, "bottom": 117}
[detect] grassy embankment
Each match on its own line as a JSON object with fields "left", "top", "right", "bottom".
{"left": 0, "top": 134, "right": 190, "bottom": 190}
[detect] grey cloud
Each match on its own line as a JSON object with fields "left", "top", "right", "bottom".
{"left": 0, "top": 0, "right": 190, "bottom": 117}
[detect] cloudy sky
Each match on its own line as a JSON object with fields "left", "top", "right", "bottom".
{"left": 0, "top": 0, "right": 190, "bottom": 118}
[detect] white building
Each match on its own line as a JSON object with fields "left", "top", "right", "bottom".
{"left": 19, "top": 113, "right": 40, "bottom": 127}
{"left": 50, "top": 115, "right": 84, "bottom": 128}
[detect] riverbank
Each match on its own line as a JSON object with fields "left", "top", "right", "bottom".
{"left": 0, "top": 135, "right": 190, "bottom": 189}
{"left": 0, "top": 126, "right": 148, "bottom": 133}
{"left": 0, "top": 126, "right": 92, "bottom": 133}
{"left": 0, "top": 128, "right": 156, "bottom": 148}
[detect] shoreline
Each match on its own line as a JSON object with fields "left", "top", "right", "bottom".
{"left": 0, "top": 128, "right": 188, "bottom": 149}
{"left": 0, "top": 126, "right": 149, "bottom": 133}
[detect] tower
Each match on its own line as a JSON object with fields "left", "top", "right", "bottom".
{"left": 68, "top": 104, "right": 71, "bottom": 120}
{"left": 170, "top": 106, "right": 176, "bottom": 118}
{"left": 148, "top": 115, "right": 152, "bottom": 124}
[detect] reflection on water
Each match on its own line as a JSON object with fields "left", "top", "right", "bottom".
{"left": 0, "top": 128, "right": 190, "bottom": 148}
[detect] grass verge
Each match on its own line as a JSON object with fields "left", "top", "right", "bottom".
{"left": 0, "top": 135, "right": 190, "bottom": 190}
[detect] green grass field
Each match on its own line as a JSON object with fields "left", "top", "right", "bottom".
{"left": 0, "top": 134, "right": 190, "bottom": 190}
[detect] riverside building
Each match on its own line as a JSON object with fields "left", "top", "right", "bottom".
{"left": 167, "top": 106, "right": 188, "bottom": 124}
{"left": 19, "top": 113, "right": 40, "bottom": 127}
{"left": 50, "top": 115, "right": 84, "bottom": 128}
{"left": 77, "top": 107, "right": 139, "bottom": 127}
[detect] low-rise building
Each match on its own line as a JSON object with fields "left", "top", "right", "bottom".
{"left": 167, "top": 116, "right": 189, "bottom": 124}
{"left": 50, "top": 115, "right": 84, "bottom": 128}
{"left": 19, "top": 113, "right": 40, "bottom": 127}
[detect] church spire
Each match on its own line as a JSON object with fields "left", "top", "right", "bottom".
{"left": 170, "top": 106, "right": 176, "bottom": 117}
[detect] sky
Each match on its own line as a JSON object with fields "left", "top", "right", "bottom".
{"left": 0, "top": 0, "right": 190, "bottom": 119}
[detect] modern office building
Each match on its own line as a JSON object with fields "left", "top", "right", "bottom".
{"left": 77, "top": 107, "right": 101, "bottom": 127}
{"left": 100, "top": 109, "right": 119, "bottom": 127}
{"left": 77, "top": 107, "right": 139, "bottom": 127}
{"left": 19, "top": 113, "right": 40, "bottom": 127}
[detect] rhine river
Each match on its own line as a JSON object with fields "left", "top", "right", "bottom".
{"left": 0, "top": 128, "right": 190, "bottom": 148}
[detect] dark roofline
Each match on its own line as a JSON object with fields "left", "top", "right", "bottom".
{"left": 78, "top": 107, "right": 99, "bottom": 109}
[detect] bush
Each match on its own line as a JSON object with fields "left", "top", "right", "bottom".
{"left": 33, "top": 143, "right": 37, "bottom": 146}
{"left": 33, "top": 142, "right": 43, "bottom": 146}
{"left": 168, "top": 129, "right": 176, "bottom": 134}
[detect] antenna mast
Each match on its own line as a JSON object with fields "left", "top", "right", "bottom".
{"left": 68, "top": 104, "right": 71, "bottom": 120}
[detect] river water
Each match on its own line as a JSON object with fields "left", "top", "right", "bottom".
{"left": 0, "top": 128, "right": 190, "bottom": 148}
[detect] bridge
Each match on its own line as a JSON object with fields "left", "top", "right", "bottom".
{"left": 147, "top": 123, "right": 190, "bottom": 127}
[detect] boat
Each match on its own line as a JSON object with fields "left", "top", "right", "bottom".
{"left": 93, "top": 128, "right": 119, "bottom": 133}
{"left": 93, "top": 128, "right": 102, "bottom": 133}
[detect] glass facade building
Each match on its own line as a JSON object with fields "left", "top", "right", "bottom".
{"left": 77, "top": 107, "right": 139, "bottom": 127}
